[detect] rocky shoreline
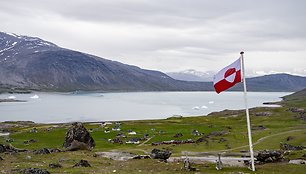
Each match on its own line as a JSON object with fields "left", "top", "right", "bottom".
{"left": 0, "top": 99, "right": 26, "bottom": 103}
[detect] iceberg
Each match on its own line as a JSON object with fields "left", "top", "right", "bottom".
{"left": 30, "top": 95, "right": 39, "bottom": 99}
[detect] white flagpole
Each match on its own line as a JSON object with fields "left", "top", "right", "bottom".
{"left": 240, "top": 51, "right": 255, "bottom": 171}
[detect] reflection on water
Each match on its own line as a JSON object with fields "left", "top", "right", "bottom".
{"left": 0, "top": 92, "right": 290, "bottom": 123}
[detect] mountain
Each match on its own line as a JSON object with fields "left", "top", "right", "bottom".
{"left": 0, "top": 32, "right": 305, "bottom": 92}
{"left": 240, "top": 74, "right": 306, "bottom": 92}
{"left": 0, "top": 32, "right": 212, "bottom": 92}
{"left": 166, "top": 69, "right": 214, "bottom": 82}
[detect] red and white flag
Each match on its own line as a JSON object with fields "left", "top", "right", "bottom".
{"left": 213, "top": 58, "right": 242, "bottom": 93}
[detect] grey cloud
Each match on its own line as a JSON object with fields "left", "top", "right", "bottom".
{"left": 1, "top": 0, "right": 306, "bottom": 74}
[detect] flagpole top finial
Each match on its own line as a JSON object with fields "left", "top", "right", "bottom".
{"left": 240, "top": 51, "right": 244, "bottom": 55}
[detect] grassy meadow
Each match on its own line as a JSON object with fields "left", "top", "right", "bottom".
{"left": 0, "top": 90, "right": 305, "bottom": 173}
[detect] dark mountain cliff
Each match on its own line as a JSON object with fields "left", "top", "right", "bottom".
{"left": 0, "top": 32, "right": 305, "bottom": 92}
{"left": 0, "top": 32, "right": 212, "bottom": 92}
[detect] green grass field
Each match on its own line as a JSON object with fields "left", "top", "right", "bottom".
{"left": 1, "top": 91, "right": 306, "bottom": 173}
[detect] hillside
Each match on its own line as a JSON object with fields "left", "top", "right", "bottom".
{"left": 0, "top": 32, "right": 305, "bottom": 92}
{"left": 0, "top": 32, "right": 212, "bottom": 92}
{"left": 232, "top": 74, "right": 306, "bottom": 92}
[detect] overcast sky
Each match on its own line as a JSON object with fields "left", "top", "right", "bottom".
{"left": 1, "top": 0, "right": 306, "bottom": 76}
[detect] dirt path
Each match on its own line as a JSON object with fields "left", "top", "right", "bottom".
{"left": 183, "top": 128, "right": 305, "bottom": 155}
{"left": 137, "top": 135, "right": 155, "bottom": 147}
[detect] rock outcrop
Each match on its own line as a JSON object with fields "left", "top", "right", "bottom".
{"left": 0, "top": 144, "right": 26, "bottom": 153}
{"left": 150, "top": 149, "right": 172, "bottom": 161}
{"left": 49, "top": 163, "right": 62, "bottom": 168}
{"left": 280, "top": 143, "right": 305, "bottom": 151}
{"left": 33, "top": 148, "right": 50, "bottom": 155}
{"left": 256, "top": 150, "right": 284, "bottom": 163}
{"left": 73, "top": 160, "right": 91, "bottom": 167}
{"left": 63, "top": 122, "right": 95, "bottom": 150}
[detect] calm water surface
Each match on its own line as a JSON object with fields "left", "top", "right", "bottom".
{"left": 0, "top": 92, "right": 290, "bottom": 123}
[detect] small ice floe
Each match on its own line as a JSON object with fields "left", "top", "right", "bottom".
{"left": 192, "top": 106, "right": 200, "bottom": 110}
{"left": 208, "top": 101, "right": 214, "bottom": 104}
{"left": 30, "top": 95, "right": 39, "bottom": 99}
{"left": 8, "top": 95, "right": 16, "bottom": 99}
{"left": 201, "top": 105, "right": 208, "bottom": 109}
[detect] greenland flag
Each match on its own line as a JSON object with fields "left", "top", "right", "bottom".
{"left": 213, "top": 58, "right": 242, "bottom": 93}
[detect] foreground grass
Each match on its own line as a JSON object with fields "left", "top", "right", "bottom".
{"left": 1, "top": 151, "right": 306, "bottom": 174}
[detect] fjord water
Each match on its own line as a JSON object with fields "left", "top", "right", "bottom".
{"left": 0, "top": 92, "right": 290, "bottom": 123}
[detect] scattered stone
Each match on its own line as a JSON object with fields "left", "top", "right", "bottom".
{"left": 196, "top": 137, "right": 208, "bottom": 145}
{"left": 207, "top": 130, "right": 228, "bottom": 137}
{"left": 49, "top": 163, "right": 62, "bottom": 168}
{"left": 144, "top": 133, "right": 149, "bottom": 139}
{"left": 33, "top": 148, "right": 50, "bottom": 155}
{"left": 218, "top": 138, "right": 227, "bottom": 143}
{"left": 116, "top": 132, "right": 126, "bottom": 138}
{"left": 24, "top": 139, "right": 37, "bottom": 144}
{"left": 49, "top": 148, "right": 62, "bottom": 153}
{"left": 254, "top": 112, "right": 271, "bottom": 117}
{"left": 287, "top": 107, "right": 306, "bottom": 121}
{"left": 286, "top": 136, "right": 294, "bottom": 141}
{"left": 132, "top": 155, "right": 151, "bottom": 159}
{"left": 174, "top": 133, "right": 183, "bottom": 138}
{"left": 289, "top": 160, "right": 306, "bottom": 165}
{"left": 150, "top": 149, "right": 172, "bottom": 161}
{"left": 226, "top": 126, "right": 232, "bottom": 129}
{"left": 20, "top": 168, "right": 50, "bottom": 174}
{"left": 26, "top": 156, "right": 32, "bottom": 160}
{"left": 111, "top": 138, "right": 123, "bottom": 144}
{"left": 280, "top": 143, "right": 305, "bottom": 150}
{"left": 30, "top": 128, "right": 38, "bottom": 133}
{"left": 252, "top": 125, "right": 266, "bottom": 130}
{"left": 126, "top": 138, "right": 140, "bottom": 144}
{"left": 225, "top": 144, "right": 231, "bottom": 149}
{"left": 0, "top": 156, "right": 3, "bottom": 160}
{"left": 192, "top": 130, "right": 201, "bottom": 136}
{"left": 73, "top": 160, "right": 91, "bottom": 167}
{"left": 63, "top": 122, "right": 95, "bottom": 150}
{"left": 0, "top": 144, "right": 6, "bottom": 153}
{"left": 287, "top": 107, "right": 305, "bottom": 113}
{"left": 256, "top": 150, "right": 284, "bottom": 163}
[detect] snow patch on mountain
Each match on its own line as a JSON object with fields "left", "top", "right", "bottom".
{"left": 166, "top": 69, "right": 215, "bottom": 82}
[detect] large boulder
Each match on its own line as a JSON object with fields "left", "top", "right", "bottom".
{"left": 63, "top": 122, "right": 95, "bottom": 150}
{"left": 150, "top": 149, "right": 172, "bottom": 161}
{"left": 256, "top": 150, "right": 284, "bottom": 163}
